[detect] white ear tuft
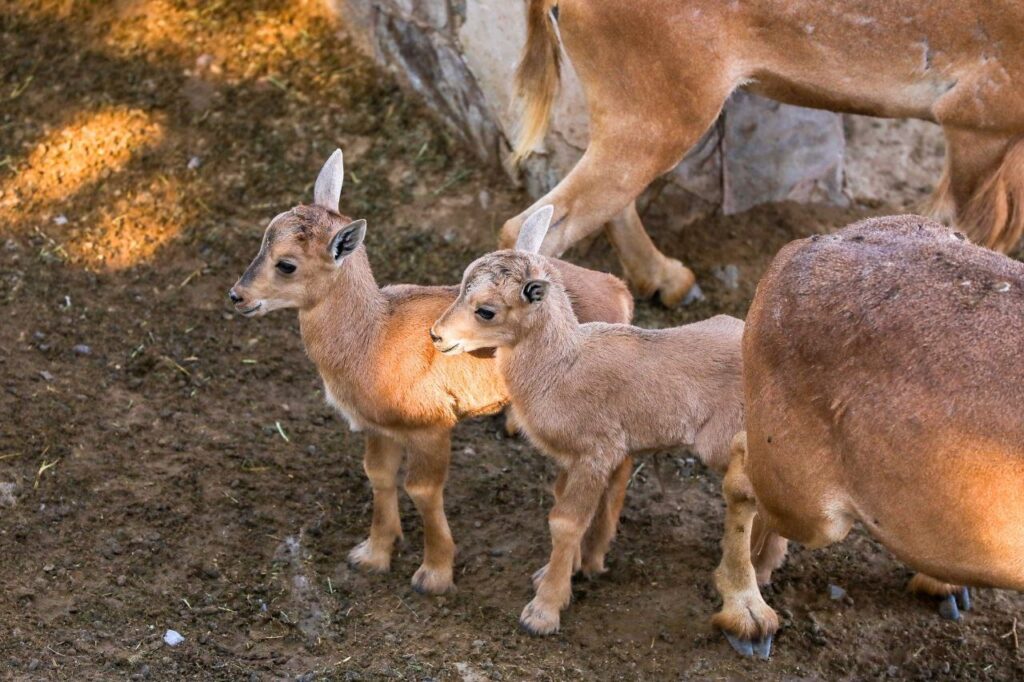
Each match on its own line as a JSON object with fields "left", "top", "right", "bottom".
{"left": 313, "top": 149, "right": 344, "bottom": 212}
{"left": 514, "top": 205, "right": 554, "bottom": 254}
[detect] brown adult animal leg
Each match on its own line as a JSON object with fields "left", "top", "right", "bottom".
{"left": 711, "top": 434, "right": 778, "bottom": 659}
{"left": 908, "top": 572, "right": 973, "bottom": 621}
{"left": 404, "top": 429, "right": 456, "bottom": 595}
{"left": 751, "top": 514, "right": 789, "bottom": 587}
{"left": 604, "top": 203, "right": 697, "bottom": 307}
{"left": 580, "top": 456, "right": 632, "bottom": 577}
{"left": 934, "top": 128, "right": 1024, "bottom": 252}
{"left": 348, "top": 433, "right": 404, "bottom": 572}
{"left": 500, "top": 109, "right": 722, "bottom": 304}
{"left": 521, "top": 462, "right": 610, "bottom": 635}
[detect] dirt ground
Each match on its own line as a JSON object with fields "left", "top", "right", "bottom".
{"left": 1, "top": 2, "right": 1023, "bottom": 680}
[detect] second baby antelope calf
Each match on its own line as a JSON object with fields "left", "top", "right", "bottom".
{"left": 431, "top": 205, "right": 745, "bottom": 634}
{"left": 228, "top": 151, "right": 633, "bottom": 595}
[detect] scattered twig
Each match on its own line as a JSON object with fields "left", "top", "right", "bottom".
{"left": 1000, "top": 617, "right": 1018, "bottom": 650}
{"left": 627, "top": 461, "right": 646, "bottom": 488}
{"left": 179, "top": 268, "right": 203, "bottom": 288}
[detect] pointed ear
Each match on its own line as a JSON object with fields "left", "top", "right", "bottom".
{"left": 514, "top": 205, "right": 554, "bottom": 254}
{"left": 521, "top": 279, "right": 549, "bottom": 304}
{"left": 327, "top": 219, "right": 366, "bottom": 263}
{"left": 313, "top": 149, "right": 344, "bottom": 212}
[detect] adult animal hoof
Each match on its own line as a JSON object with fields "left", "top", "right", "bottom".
{"left": 938, "top": 587, "right": 972, "bottom": 621}
{"left": 650, "top": 259, "right": 697, "bottom": 308}
{"left": 723, "top": 631, "right": 773, "bottom": 659}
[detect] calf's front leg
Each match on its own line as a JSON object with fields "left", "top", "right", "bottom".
{"left": 348, "top": 432, "right": 404, "bottom": 572}
{"left": 521, "top": 460, "right": 611, "bottom": 635}
{"left": 404, "top": 429, "right": 456, "bottom": 595}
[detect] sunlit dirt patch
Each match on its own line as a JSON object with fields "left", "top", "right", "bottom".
{"left": 1, "top": 106, "right": 165, "bottom": 218}
{"left": 0, "top": 105, "right": 175, "bottom": 269}
{"left": 70, "top": 178, "right": 187, "bottom": 269}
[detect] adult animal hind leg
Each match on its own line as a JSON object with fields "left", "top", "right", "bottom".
{"left": 711, "top": 433, "right": 779, "bottom": 659}
{"left": 908, "top": 572, "right": 972, "bottom": 621}
{"left": 604, "top": 203, "right": 698, "bottom": 307}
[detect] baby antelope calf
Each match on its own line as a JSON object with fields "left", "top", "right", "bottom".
{"left": 431, "top": 206, "right": 745, "bottom": 634}
{"left": 713, "top": 216, "right": 1024, "bottom": 659}
{"left": 228, "top": 151, "right": 633, "bottom": 595}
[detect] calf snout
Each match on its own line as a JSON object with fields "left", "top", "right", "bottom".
{"left": 228, "top": 288, "right": 244, "bottom": 304}
{"left": 429, "top": 328, "right": 443, "bottom": 344}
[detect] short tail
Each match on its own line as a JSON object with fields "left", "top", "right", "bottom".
{"left": 511, "top": 0, "right": 561, "bottom": 165}
{"left": 932, "top": 136, "right": 1024, "bottom": 253}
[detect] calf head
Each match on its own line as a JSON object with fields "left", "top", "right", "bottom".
{"left": 431, "top": 206, "right": 556, "bottom": 354}
{"left": 229, "top": 149, "right": 367, "bottom": 316}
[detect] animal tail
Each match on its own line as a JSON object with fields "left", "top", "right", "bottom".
{"left": 932, "top": 136, "right": 1024, "bottom": 253}
{"left": 511, "top": 0, "right": 561, "bottom": 165}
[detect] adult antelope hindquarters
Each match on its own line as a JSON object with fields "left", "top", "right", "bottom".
{"left": 503, "top": 0, "right": 1024, "bottom": 306}
{"left": 712, "top": 216, "right": 1024, "bottom": 658}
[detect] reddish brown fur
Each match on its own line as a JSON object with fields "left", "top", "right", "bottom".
{"left": 229, "top": 153, "right": 633, "bottom": 595}
{"left": 713, "top": 216, "right": 1024, "bottom": 655}
{"left": 505, "top": 0, "right": 1024, "bottom": 305}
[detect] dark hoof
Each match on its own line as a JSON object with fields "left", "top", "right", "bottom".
{"left": 723, "top": 631, "right": 772, "bottom": 659}
{"left": 681, "top": 282, "right": 705, "bottom": 306}
{"left": 938, "top": 587, "right": 971, "bottom": 620}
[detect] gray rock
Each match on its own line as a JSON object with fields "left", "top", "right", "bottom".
{"left": 712, "top": 264, "right": 741, "bottom": 290}
{"left": 72, "top": 344, "right": 92, "bottom": 355}
{"left": 827, "top": 583, "right": 847, "bottom": 601}
{"left": 0, "top": 482, "right": 18, "bottom": 508}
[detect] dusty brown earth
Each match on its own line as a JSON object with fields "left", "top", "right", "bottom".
{"left": 1, "top": 2, "right": 1023, "bottom": 680}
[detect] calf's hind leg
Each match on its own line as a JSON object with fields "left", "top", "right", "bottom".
{"left": 580, "top": 455, "right": 633, "bottom": 577}
{"left": 711, "top": 433, "right": 779, "bottom": 659}
{"left": 348, "top": 432, "right": 404, "bottom": 572}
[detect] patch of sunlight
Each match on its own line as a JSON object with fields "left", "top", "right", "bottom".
{"left": 67, "top": 178, "right": 187, "bottom": 270}
{"left": 1, "top": 106, "right": 165, "bottom": 213}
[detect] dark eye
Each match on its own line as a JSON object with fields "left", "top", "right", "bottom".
{"left": 475, "top": 307, "right": 495, "bottom": 321}
{"left": 276, "top": 261, "right": 297, "bottom": 275}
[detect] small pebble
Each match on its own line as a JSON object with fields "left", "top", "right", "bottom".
{"left": 72, "top": 344, "right": 92, "bottom": 355}
{"left": 28, "top": 659, "right": 41, "bottom": 671}
{"left": 163, "top": 629, "right": 184, "bottom": 647}
{"left": 52, "top": 214, "right": 68, "bottom": 226}
{"left": 116, "top": 575, "right": 127, "bottom": 586}
{"left": 187, "top": 156, "right": 202, "bottom": 170}
{"left": 39, "top": 371, "right": 54, "bottom": 382}
{"left": 827, "top": 583, "right": 846, "bottom": 600}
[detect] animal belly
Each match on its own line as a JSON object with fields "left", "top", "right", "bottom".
{"left": 323, "top": 383, "right": 367, "bottom": 432}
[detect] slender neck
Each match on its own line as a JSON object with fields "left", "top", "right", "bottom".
{"left": 298, "top": 246, "right": 386, "bottom": 374}
{"left": 499, "top": 285, "right": 581, "bottom": 399}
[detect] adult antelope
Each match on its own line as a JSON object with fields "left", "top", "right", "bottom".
{"left": 228, "top": 150, "right": 633, "bottom": 596}
{"left": 501, "top": 0, "right": 1024, "bottom": 305}
{"left": 713, "top": 216, "right": 1024, "bottom": 658}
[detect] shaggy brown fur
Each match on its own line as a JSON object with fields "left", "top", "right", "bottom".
{"left": 504, "top": 0, "right": 1024, "bottom": 305}
{"left": 229, "top": 152, "right": 633, "bottom": 595}
{"left": 713, "top": 216, "right": 1024, "bottom": 658}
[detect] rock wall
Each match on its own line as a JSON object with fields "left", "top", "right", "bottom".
{"left": 333, "top": 0, "right": 942, "bottom": 223}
